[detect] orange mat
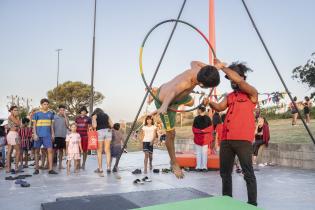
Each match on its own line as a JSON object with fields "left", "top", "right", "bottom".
{"left": 175, "top": 152, "right": 220, "bottom": 169}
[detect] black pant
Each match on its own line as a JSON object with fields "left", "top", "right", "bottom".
{"left": 253, "top": 139, "right": 264, "bottom": 156}
{"left": 220, "top": 140, "right": 257, "bottom": 206}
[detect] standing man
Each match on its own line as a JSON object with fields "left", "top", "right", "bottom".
{"left": 209, "top": 59, "right": 258, "bottom": 206}
{"left": 32, "top": 98, "right": 58, "bottom": 175}
{"left": 75, "top": 106, "right": 92, "bottom": 170}
{"left": 53, "top": 105, "right": 69, "bottom": 170}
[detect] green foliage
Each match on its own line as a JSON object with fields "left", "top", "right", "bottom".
{"left": 47, "top": 81, "right": 104, "bottom": 117}
{"left": 292, "top": 52, "right": 315, "bottom": 98}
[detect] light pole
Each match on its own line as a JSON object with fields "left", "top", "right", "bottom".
{"left": 56, "top": 48, "right": 62, "bottom": 87}
{"left": 89, "top": 0, "right": 97, "bottom": 115}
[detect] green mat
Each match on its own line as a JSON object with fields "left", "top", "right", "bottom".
{"left": 135, "top": 196, "right": 263, "bottom": 210}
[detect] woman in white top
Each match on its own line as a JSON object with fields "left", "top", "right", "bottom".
{"left": 140, "top": 116, "right": 157, "bottom": 174}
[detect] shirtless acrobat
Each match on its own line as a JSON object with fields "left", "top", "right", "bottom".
{"left": 148, "top": 61, "right": 220, "bottom": 178}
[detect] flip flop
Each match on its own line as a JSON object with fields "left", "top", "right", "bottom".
{"left": 5, "top": 176, "right": 15, "bottom": 180}
{"left": 21, "top": 181, "right": 30, "bottom": 187}
{"left": 142, "top": 176, "right": 152, "bottom": 182}
{"left": 162, "top": 168, "right": 171, "bottom": 173}
{"left": 15, "top": 179, "right": 25, "bottom": 185}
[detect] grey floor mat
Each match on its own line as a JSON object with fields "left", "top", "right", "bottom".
{"left": 42, "top": 195, "right": 139, "bottom": 210}
{"left": 42, "top": 188, "right": 210, "bottom": 210}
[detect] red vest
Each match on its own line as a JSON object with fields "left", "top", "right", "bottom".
{"left": 215, "top": 123, "right": 223, "bottom": 145}
{"left": 222, "top": 91, "right": 256, "bottom": 142}
{"left": 192, "top": 126, "right": 213, "bottom": 146}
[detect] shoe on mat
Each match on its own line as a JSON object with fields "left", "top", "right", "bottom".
{"left": 33, "top": 170, "right": 39, "bottom": 175}
{"left": 48, "top": 170, "right": 58, "bottom": 175}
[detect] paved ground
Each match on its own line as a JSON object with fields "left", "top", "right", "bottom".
{"left": 0, "top": 150, "right": 314, "bottom": 210}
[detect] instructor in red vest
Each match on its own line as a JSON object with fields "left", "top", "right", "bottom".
{"left": 209, "top": 58, "right": 258, "bottom": 206}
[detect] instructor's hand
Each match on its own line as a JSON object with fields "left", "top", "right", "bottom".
{"left": 214, "top": 58, "right": 226, "bottom": 70}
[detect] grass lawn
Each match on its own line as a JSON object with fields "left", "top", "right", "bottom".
{"left": 125, "top": 119, "right": 315, "bottom": 152}
{"left": 175, "top": 119, "right": 315, "bottom": 144}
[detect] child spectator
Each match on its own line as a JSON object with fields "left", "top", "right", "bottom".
{"left": 66, "top": 123, "right": 83, "bottom": 175}
{"left": 75, "top": 106, "right": 91, "bottom": 170}
{"left": 140, "top": 116, "right": 157, "bottom": 174}
{"left": 111, "top": 123, "right": 124, "bottom": 171}
{"left": 19, "top": 118, "right": 32, "bottom": 168}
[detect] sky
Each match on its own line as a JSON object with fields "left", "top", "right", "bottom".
{"left": 1, "top": 0, "right": 315, "bottom": 122}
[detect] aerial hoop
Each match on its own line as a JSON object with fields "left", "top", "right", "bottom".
{"left": 139, "top": 19, "right": 216, "bottom": 113}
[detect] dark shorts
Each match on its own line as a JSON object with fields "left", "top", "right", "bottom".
{"left": 143, "top": 142, "right": 153, "bottom": 153}
{"left": 304, "top": 107, "right": 310, "bottom": 115}
{"left": 160, "top": 134, "right": 166, "bottom": 142}
{"left": 291, "top": 109, "right": 298, "bottom": 114}
{"left": 111, "top": 144, "right": 121, "bottom": 158}
{"left": 81, "top": 137, "right": 88, "bottom": 153}
{"left": 53, "top": 137, "right": 66, "bottom": 149}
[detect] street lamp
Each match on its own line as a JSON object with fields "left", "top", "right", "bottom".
{"left": 89, "top": 0, "right": 97, "bottom": 115}
{"left": 56, "top": 48, "right": 62, "bottom": 87}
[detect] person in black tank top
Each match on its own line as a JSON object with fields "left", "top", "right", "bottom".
{"left": 303, "top": 96, "right": 312, "bottom": 125}
{"left": 92, "top": 108, "right": 113, "bottom": 176}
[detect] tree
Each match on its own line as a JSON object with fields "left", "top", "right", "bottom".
{"left": 47, "top": 81, "right": 104, "bottom": 117}
{"left": 292, "top": 52, "right": 315, "bottom": 99}
{"left": 6, "top": 95, "right": 32, "bottom": 119}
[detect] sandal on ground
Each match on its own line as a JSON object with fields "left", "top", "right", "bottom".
{"left": 15, "top": 179, "right": 25, "bottom": 185}
{"left": 142, "top": 176, "right": 152, "bottom": 182}
{"left": 132, "top": 169, "right": 142, "bottom": 174}
{"left": 153, "top": 169, "right": 160, "bottom": 173}
{"left": 20, "top": 181, "right": 30, "bottom": 187}
{"left": 5, "top": 176, "right": 16, "bottom": 180}
{"left": 162, "top": 168, "right": 171, "bottom": 173}
{"left": 94, "top": 168, "right": 104, "bottom": 173}
{"left": 133, "top": 179, "right": 144, "bottom": 184}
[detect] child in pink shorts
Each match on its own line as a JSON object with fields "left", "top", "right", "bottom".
{"left": 66, "top": 123, "right": 83, "bottom": 175}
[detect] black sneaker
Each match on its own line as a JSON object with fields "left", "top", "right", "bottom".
{"left": 132, "top": 169, "right": 142, "bottom": 174}
{"left": 48, "top": 170, "right": 58, "bottom": 175}
{"left": 106, "top": 169, "right": 111, "bottom": 174}
{"left": 33, "top": 169, "right": 39, "bottom": 175}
